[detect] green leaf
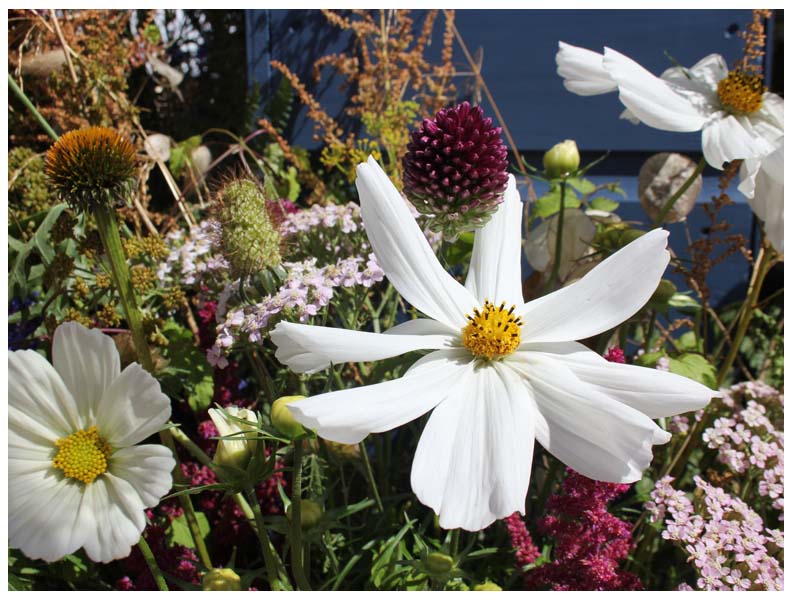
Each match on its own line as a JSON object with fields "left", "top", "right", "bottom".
{"left": 567, "top": 176, "right": 596, "bottom": 196}
{"left": 634, "top": 476, "right": 655, "bottom": 503}
{"left": 589, "top": 196, "right": 619, "bottom": 212}
{"left": 668, "top": 353, "right": 717, "bottom": 389}
{"left": 668, "top": 293, "right": 701, "bottom": 312}
{"left": 159, "top": 321, "right": 214, "bottom": 414}
{"left": 635, "top": 350, "right": 666, "bottom": 368}
{"left": 169, "top": 135, "right": 202, "bottom": 178}
{"left": 676, "top": 331, "right": 701, "bottom": 353}
{"left": 533, "top": 186, "right": 581, "bottom": 218}
{"left": 167, "top": 511, "right": 211, "bottom": 549}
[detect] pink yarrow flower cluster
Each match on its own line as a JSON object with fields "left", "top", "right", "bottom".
{"left": 647, "top": 475, "right": 783, "bottom": 590}
{"left": 703, "top": 381, "right": 784, "bottom": 514}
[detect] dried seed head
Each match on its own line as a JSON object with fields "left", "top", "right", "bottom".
{"left": 45, "top": 127, "right": 137, "bottom": 213}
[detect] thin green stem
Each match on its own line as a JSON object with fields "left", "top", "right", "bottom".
{"left": 93, "top": 204, "right": 154, "bottom": 372}
{"left": 159, "top": 429, "right": 213, "bottom": 569}
{"left": 247, "top": 487, "right": 290, "bottom": 590}
{"left": 358, "top": 441, "right": 384, "bottom": 513}
{"left": 289, "top": 442, "right": 312, "bottom": 590}
{"left": 8, "top": 74, "right": 59, "bottom": 141}
{"left": 546, "top": 180, "right": 567, "bottom": 292}
{"left": 653, "top": 156, "right": 706, "bottom": 225}
{"left": 449, "top": 529, "right": 461, "bottom": 557}
{"left": 137, "top": 535, "right": 168, "bottom": 591}
{"left": 170, "top": 425, "right": 213, "bottom": 466}
{"left": 533, "top": 456, "right": 562, "bottom": 519}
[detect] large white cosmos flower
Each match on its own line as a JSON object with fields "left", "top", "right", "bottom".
{"left": 9, "top": 322, "right": 175, "bottom": 562}
{"left": 271, "top": 157, "right": 715, "bottom": 531}
{"left": 556, "top": 42, "right": 784, "bottom": 252}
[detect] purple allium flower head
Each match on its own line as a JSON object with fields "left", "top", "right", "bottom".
{"left": 402, "top": 101, "right": 509, "bottom": 237}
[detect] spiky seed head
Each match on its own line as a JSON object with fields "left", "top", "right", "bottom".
{"left": 45, "top": 127, "right": 137, "bottom": 212}
{"left": 213, "top": 177, "right": 283, "bottom": 279}
{"left": 402, "top": 101, "right": 509, "bottom": 238}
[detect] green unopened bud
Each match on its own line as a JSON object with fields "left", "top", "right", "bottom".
{"left": 202, "top": 567, "right": 242, "bottom": 591}
{"left": 543, "top": 140, "right": 580, "bottom": 179}
{"left": 271, "top": 396, "right": 307, "bottom": 439}
{"left": 287, "top": 499, "right": 323, "bottom": 530}
{"left": 473, "top": 581, "right": 503, "bottom": 591}
{"left": 649, "top": 279, "right": 677, "bottom": 308}
{"left": 425, "top": 551, "right": 455, "bottom": 575}
{"left": 214, "top": 177, "right": 282, "bottom": 278}
{"left": 208, "top": 406, "right": 259, "bottom": 469}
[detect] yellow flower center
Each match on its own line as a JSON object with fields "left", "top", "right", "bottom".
{"left": 52, "top": 426, "right": 112, "bottom": 484}
{"left": 461, "top": 300, "right": 523, "bottom": 360}
{"left": 716, "top": 70, "right": 764, "bottom": 114}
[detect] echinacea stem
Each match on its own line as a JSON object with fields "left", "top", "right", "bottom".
{"left": 137, "top": 534, "right": 169, "bottom": 591}
{"left": 93, "top": 204, "right": 155, "bottom": 373}
{"left": 290, "top": 442, "right": 313, "bottom": 590}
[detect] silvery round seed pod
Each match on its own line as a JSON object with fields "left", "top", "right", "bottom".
{"left": 638, "top": 153, "right": 702, "bottom": 224}
{"left": 143, "top": 133, "right": 172, "bottom": 162}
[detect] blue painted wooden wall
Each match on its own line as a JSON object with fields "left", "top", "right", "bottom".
{"left": 245, "top": 9, "right": 777, "bottom": 306}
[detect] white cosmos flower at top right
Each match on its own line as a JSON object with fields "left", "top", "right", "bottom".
{"left": 556, "top": 42, "right": 784, "bottom": 253}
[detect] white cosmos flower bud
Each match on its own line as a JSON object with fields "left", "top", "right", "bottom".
{"left": 208, "top": 406, "right": 259, "bottom": 469}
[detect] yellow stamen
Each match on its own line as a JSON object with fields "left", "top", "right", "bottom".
{"left": 462, "top": 300, "right": 523, "bottom": 360}
{"left": 717, "top": 70, "right": 764, "bottom": 114}
{"left": 52, "top": 426, "right": 112, "bottom": 485}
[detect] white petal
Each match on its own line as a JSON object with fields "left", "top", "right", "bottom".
{"left": 740, "top": 145, "right": 784, "bottom": 253}
{"left": 686, "top": 54, "right": 729, "bottom": 91}
{"left": 356, "top": 157, "right": 477, "bottom": 328}
{"left": 383, "top": 318, "right": 458, "bottom": 337}
{"left": 510, "top": 352, "right": 669, "bottom": 483}
{"left": 271, "top": 320, "right": 457, "bottom": 374}
{"left": 109, "top": 445, "right": 175, "bottom": 508}
{"left": 556, "top": 41, "right": 617, "bottom": 96}
{"left": 52, "top": 322, "right": 120, "bottom": 420}
{"left": 9, "top": 349, "right": 83, "bottom": 441}
{"left": 9, "top": 470, "right": 89, "bottom": 562}
{"left": 287, "top": 349, "right": 473, "bottom": 444}
{"left": 95, "top": 363, "right": 171, "bottom": 448}
{"left": 524, "top": 341, "right": 715, "bottom": 418}
{"left": 603, "top": 47, "right": 708, "bottom": 132}
{"left": 520, "top": 229, "right": 669, "bottom": 343}
{"left": 465, "top": 175, "right": 525, "bottom": 304}
{"left": 411, "top": 363, "right": 534, "bottom": 531}
{"left": 701, "top": 114, "right": 772, "bottom": 169}
{"left": 80, "top": 475, "right": 147, "bottom": 563}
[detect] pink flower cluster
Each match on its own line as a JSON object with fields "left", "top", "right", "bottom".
{"left": 281, "top": 201, "right": 361, "bottom": 236}
{"left": 702, "top": 381, "right": 784, "bottom": 514}
{"left": 504, "top": 513, "right": 540, "bottom": 569}
{"left": 208, "top": 254, "right": 384, "bottom": 367}
{"left": 157, "top": 221, "right": 229, "bottom": 287}
{"left": 524, "top": 469, "right": 642, "bottom": 591}
{"left": 646, "top": 476, "right": 783, "bottom": 590}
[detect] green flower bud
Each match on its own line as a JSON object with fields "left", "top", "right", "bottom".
{"left": 648, "top": 279, "right": 677, "bottom": 308}
{"left": 202, "top": 567, "right": 242, "bottom": 591}
{"left": 543, "top": 140, "right": 580, "bottom": 179}
{"left": 271, "top": 396, "right": 307, "bottom": 439}
{"left": 208, "top": 406, "right": 259, "bottom": 470}
{"left": 473, "top": 581, "right": 503, "bottom": 591}
{"left": 424, "top": 551, "right": 455, "bottom": 575}
{"left": 286, "top": 499, "right": 323, "bottom": 530}
{"left": 214, "top": 177, "right": 282, "bottom": 279}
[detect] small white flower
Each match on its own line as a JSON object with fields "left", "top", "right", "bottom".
{"left": 207, "top": 406, "right": 260, "bottom": 469}
{"left": 270, "top": 157, "right": 716, "bottom": 531}
{"left": 556, "top": 42, "right": 784, "bottom": 250}
{"left": 8, "top": 322, "right": 175, "bottom": 562}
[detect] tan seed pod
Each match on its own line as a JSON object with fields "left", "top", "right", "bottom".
{"left": 638, "top": 153, "right": 702, "bottom": 224}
